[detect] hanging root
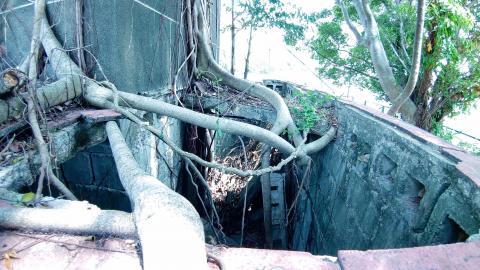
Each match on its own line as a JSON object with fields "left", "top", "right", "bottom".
{"left": 24, "top": 0, "right": 76, "bottom": 201}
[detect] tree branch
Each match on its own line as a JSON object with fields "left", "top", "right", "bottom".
{"left": 336, "top": 0, "right": 365, "bottom": 45}
{"left": 385, "top": 36, "right": 410, "bottom": 73}
{"left": 399, "top": 20, "right": 412, "bottom": 65}
{"left": 349, "top": 0, "right": 418, "bottom": 123}
{"left": 388, "top": 0, "right": 426, "bottom": 115}
{"left": 26, "top": 0, "right": 76, "bottom": 201}
{"left": 0, "top": 207, "right": 135, "bottom": 238}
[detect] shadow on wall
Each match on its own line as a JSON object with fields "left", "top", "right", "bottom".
{"left": 60, "top": 141, "right": 131, "bottom": 212}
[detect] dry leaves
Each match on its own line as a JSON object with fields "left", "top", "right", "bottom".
{"left": 3, "top": 250, "right": 19, "bottom": 270}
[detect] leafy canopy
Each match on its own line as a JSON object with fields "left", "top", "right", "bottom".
{"left": 310, "top": 0, "right": 479, "bottom": 126}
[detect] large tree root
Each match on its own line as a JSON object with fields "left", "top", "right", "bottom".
{"left": 0, "top": 189, "right": 134, "bottom": 237}
{"left": 106, "top": 121, "right": 208, "bottom": 269}
{"left": 0, "top": 207, "right": 135, "bottom": 238}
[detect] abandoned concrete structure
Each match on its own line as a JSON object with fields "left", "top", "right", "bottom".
{"left": 0, "top": 0, "right": 479, "bottom": 269}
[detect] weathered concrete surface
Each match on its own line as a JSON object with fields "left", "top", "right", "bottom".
{"left": 185, "top": 87, "right": 480, "bottom": 256}
{"left": 293, "top": 100, "right": 480, "bottom": 254}
{"left": 0, "top": 231, "right": 141, "bottom": 270}
{"left": 1, "top": 0, "right": 220, "bottom": 92}
{"left": 61, "top": 141, "right": 131, "bottom": 211}
{"left": 208, "top": 246, "right": 340, "bottom": 270}
{"left": 338, "top": 241, "right": 480, "bottom": 270}
{"left": 0, "top": 110, "right": 115, "bottom": 191}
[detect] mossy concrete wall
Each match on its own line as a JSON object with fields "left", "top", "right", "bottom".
{"left": 292, "top": 101, "right": 480, "bottom": 255}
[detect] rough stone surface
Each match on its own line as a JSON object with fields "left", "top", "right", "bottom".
{"left": 0, "top": 120, "right": 106, "bottom": 191}
{"left": 187, "top": 86, "right": 480, "bottom": 257}
{"left": 0, "top": 231, "right": 141, "bottom": 270}
{"left": 338, "top": 241, "right": 480, "bottom": 270}
{"left": 207, "top": 246, "right": 340, "bottom": 270}
{"left": 293, "top": 101, "right": 480, "bottom": 254}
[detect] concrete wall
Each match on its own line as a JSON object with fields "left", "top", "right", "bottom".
{"left": 1, "top": 0, "right": 193, "bottom": 91}
{"left": 1, "top": 0, "right": 220, "bottom": 207}
{"left": 185, "top": 89, "right": 480, "bottom": 254}
{"left": 292, "top": 101, "right": 480, "bottom": 255}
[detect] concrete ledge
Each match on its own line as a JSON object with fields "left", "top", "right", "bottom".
{"left": 1, "top": 228, "right": 479, "bottom": 270}
{"left": 207, "top": 246, "right": 339, "bottom": 270}
{"left": 343, "top": 100, "right": 480, "bottom": 188}
{"left": 338, "top": 241, "right": 480, "bottom": 270}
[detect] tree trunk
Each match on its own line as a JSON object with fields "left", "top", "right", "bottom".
{"left": 339, "top": 0, "right": 419, "bottom": 123}
{"left": 243, "top": 25, "right": 253, "bottom": 79}
{"left": 415, "top": 68, "right": 435, "bottom": 130}
{"left": 387, "top": 0, "right": 426, "bottom": 115}
{"left": 230, "top": 0, "right": 236, "bottom": 75}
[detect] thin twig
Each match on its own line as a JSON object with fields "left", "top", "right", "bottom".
{"left": 287, "top": 159, "right": 312, "bottom": 219}
{"left": 0, "top": 136, "right": 15, "bottom": 157}
{"left": 238, "top": 135, "right": 249, "bottom": 247}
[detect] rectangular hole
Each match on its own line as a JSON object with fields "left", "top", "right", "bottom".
{"left": 271, "top": 202, "right": 279, "bottom": 208}
{"left": 412, "top": 179, "right": 426, "bottom": 205}
{"left": 446, "top": 217, "right": 469, "bottom": 243}
{"left": 271, "top": 186, "right": 278, "bottom": 191}
{"left": 272, "top": 239, "right": 283, "bottom": 248}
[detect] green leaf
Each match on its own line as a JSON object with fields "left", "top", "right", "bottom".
{"left": 21, "top": 192, "right": 35, "bottom": 203}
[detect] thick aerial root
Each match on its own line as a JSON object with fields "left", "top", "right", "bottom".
{"left": 106, "top": 121, "right": 208, "bottom": 270}
{"left": 0, "top": 207, "right": 134, "bottom": 238}
{"left": 85, "top": 85, "right": 296, "bottom": 154}
{"left": 26, "top": 93, "right": 77, "bottom": 201}
{"left": 194, "top": 2, "right": 301, "bottom": 142}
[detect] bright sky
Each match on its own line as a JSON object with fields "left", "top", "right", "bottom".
{"left": 218, "top": 0, "right": 480, "bottom": 146}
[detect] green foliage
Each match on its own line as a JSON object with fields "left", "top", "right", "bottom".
{"left": 458, "top": 141, "right": 480, "bottom": 156}
{"left": 290, "top": 90, "right": 333, "bottom": 132}
{"left": 431, "top": 121, "right": 454, "bottom": 142}
{"left": 20, "top": 192, "right": 35, "bottom": 203}
{"left": 310, "top": 0, "right": 480, "bottom": 128}
{"left": 231, "top": 0, "right": 311, "bottom": 46}
{"left": 432, "top": 121, "right": 480, "bottom": 156}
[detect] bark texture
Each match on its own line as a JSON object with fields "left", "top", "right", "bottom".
{"left": 338, "top": 0, "right": 424, "bottom": 123}
{"left": 106, "top": 121, "right": 208, "bottom": 270}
